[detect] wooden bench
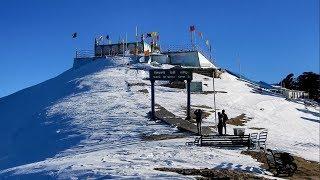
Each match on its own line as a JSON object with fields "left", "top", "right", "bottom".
{"left": 198, "top": 135, "right": 251, "bottom": 148}
{"left": 257, "top": 130, "right": 268, "bottom": 149}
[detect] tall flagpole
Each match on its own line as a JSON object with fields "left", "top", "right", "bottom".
{"left": 135, "top": 25, "right": 138, "bottom": 55}
{"left": 122, "top": 35, "right": 125, "bottom": 57}
{"left": 194, "top": 30, "right": 197, "bottom": 49}
{"left": 73, "top": 33, "right": 78, "bottom": 58}
{"left": 209, "top": 45, "right": 212, "bottom": 61}
{"left": 125, "top": 32, "right": 128, "bottom": 53}
{"left": 236, "top": 53, "right": 241, "bottom": 80}
{"left": 190, "top": 30, "right": 194, "bottom": 50}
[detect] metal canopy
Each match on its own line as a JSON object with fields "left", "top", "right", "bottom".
{"left": 149, "top": 68, "right": 193, "bottom": 120}
{"left": 149, "top": 69, "right": 192, "bottom": 81}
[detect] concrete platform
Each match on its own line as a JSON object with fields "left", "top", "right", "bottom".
{"left": 155, "top": 104, "right": 214, "bottom": 135}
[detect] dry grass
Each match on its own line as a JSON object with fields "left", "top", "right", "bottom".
{"left": 249, "top": 127, "right": 266, "bottom": 130}
{"left": 127, "top": 82, "right": 147, "bottom": 87}
{"left": 160, "top": 81, "right": 186, "bottom": 89}
{"left": 138, "top": 89, "right": 148, "bottom": 93}
{"left": 182, "top": 107, "right": 212, "bottom": 122}
{"left": 191, "top": 90, "right": 228, "bottom": 95}
{"left": 227, "top": 114, "right": 248, "bottom": 126}
{"left": 154, "top": 167, "right": 270, "bottom": 180}
{"left": 241, "top": 150, "right": 320, "bottom": 179}
{"left": 290, "top": 156, "right": 320, "bottom": 180}
{"left": 140, "top": 134, "right": 188, "bottom": 141}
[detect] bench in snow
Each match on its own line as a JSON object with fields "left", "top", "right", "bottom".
{"left": 193, "top": 135, "right": 251, "bottom": 148}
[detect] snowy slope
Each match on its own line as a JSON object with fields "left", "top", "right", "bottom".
{"left": 0, "top": 58, "right": 132, "bottom": 169}
{"left": 0, "top": 57, "right": 319, "bottom": 178}
{"left": 157, "top": 72, "right": 319, "bottom": 161}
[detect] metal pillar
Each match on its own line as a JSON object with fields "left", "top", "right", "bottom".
{"left": 186, "top": 80, "right": 191, "bottom": 120}
{"left": 151, "top": 79, "right": 155, "bottom": 120}
{"left": 213, "top": 70, "right": 217, "bottom": 125}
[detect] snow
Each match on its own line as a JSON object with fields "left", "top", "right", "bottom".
{"left": 158, "top": 72, "right": 319, "bottom": 161}
{"left": 0, "top": 56, "right": 319, "bottom": 178}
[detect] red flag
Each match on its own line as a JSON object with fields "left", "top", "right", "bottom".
{"left": 189, "top": 25, "right": 195, "bottom": 32}
{"left": 197, "top": 31, "right": 203, "bottom": 39}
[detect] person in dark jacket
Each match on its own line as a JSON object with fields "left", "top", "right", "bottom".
{"left": 217, "top": 112, "right": 223, "bottom": 135}
{"left": 194, "top": 109, "right": 203, "bottom": 135}
{"left": 222, "top": 109, "right": 229, "bottom": 134}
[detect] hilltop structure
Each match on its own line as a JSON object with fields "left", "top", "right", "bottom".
{"left": 271, "top": 86, "right": 309, "bottom": 99}
{"left": 94, "top": 41, "right": 152, "bottom": 57}
{"left": 73, "top": 31, "right": 216, "bottom": 70}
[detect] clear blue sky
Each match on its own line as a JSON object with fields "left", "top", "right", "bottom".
{"left": 0, "top": 0, "right": 319, "bottom": 97}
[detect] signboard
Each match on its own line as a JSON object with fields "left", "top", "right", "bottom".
{"left": 150, "top": 69, "right": 193, "bottom": 81}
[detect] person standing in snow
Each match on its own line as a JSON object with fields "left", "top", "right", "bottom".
{"left": 222, "top": 109, "right": 229, "bottom": 134}
{"left": 217, "top": 112, "right": 223, "bottom": 135}
{"left": 194, "top": 109, "right": 203, "bottom": 135}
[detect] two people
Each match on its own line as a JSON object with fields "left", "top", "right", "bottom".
{"left": 194, "top": 109, "right": 229, "bottom": 136}
{"left": 218, "top": 109, "right": 229, "bottom": 135}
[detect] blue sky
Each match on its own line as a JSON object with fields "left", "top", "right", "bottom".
{"left": 0, "top": 0, "right": 319, "bottom": 97}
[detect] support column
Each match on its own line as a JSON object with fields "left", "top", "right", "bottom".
{"left": 186, "top": 80, "right": 191, "bottom": 120}
{"left": 151, "top": 79, "right": 155, "bottom": 120}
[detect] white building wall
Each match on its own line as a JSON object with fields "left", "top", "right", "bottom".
{"left": 197, "top": 52, "right": 216, "bottom": 68}
{"left": 151, "top": 55, "right": 169, "bottom": 64}
{"left": 167, "top": 51, "right": 216, "bottom": 68}
{"left": 170, "top": 51, "right": 200, "bottom": 67}
{"left": 283, "top": 89, "right": 308, "bottom": 99}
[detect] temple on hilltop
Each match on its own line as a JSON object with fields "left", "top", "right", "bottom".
{"left": 73, "top": 28, "right": 217, "bottom": 72}
{"left": 94, "top": 41, "right": 152, "bottom": 57}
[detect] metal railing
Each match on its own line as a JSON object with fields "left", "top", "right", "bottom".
{"left": 75, "top": 50, "right": 95, "bottom": 58}
{"left": 160, "top": 44, "right": 194, "bottom": 52}
{"left": 194, "top": 45, "right": 214, "bottom": 63}
{"left": 74, "top": 44, "right": 215, "bottom": 63}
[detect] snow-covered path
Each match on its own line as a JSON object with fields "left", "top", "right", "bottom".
{"left": 0, "top": 57, "right": 318, "bottom": 178}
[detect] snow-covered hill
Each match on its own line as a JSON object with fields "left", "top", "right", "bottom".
{"left": 0, "top": 57, "right": 319, "bottom": 178}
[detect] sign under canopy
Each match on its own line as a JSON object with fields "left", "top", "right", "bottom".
{"left": 149, "top": 69, "right": 193, "bottom": 81}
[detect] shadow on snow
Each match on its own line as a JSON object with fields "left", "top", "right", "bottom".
{"left": 0, "top": 60, "right": 113, "bottom": 171}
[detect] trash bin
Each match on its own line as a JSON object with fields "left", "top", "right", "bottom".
{"left": 233, "top": 128, "right": 245, "bottom": 135}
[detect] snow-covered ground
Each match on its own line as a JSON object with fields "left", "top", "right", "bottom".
{"left": 160, "top": 72, "right": 320, "bottom": 161}
{"left": 0, "top": 57, "right": 319, "bottom": 178}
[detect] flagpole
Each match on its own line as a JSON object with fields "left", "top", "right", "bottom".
{"left": 135, "top": 26, "right": 138, "bottom": 55}
{"left": 191, "top": 31, "right": 194, "bottom": 50}
{"left": 125, "top": 32, "right": 128, "bottom": 53}
{"left": 209, "top": 45, "right": 212, "bottom": 61}
{"left": 122, "top": 35, "right": 125, "bottom": 57}
{"left": 72, "top": 33, "right": 78, "bottom": 58}
{"left": 236, "top": 53, "right": 241, "bottom": 80}
{"left": 194, "top": 30, "right": 197, "bottom": 49}
{"left": 74, "top": 36, "right": 77, "bottom": 58}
